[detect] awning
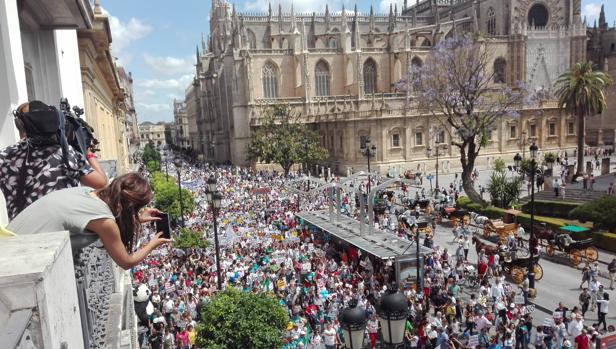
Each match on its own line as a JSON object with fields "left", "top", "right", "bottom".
{"left": 560, "top": 225, "right": 590, "bottom": 233}
{"left": 296, "top": 210, "right": 433, "bottom": 260}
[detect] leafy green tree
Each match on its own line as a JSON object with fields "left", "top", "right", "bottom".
{"left": 143, "top": 143, "right": 161, "bottom": 164}
{"left": 395, "top": 34, "right": 527, "bottom": 204}
{"left": 554, "top": 62, "right": 612, "bottom": 176}
{"left": 150, "top": 172, "right": 195, "bottom": 220}
{"left": 197, "top": 288, "right": 289, "bottom": 349}
{"left": 570, "top": 196, "right": 616, "bottom": 232}
{"left": 174, "top": 228, "right": 210, "bottom": 249}
{"left": 248, "top": 104, "right": 328, "bottom": 176}
{"left": 487, "top": 160, "right": 523, "bottom": 208}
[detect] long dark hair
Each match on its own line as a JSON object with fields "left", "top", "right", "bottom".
{"left": 97, "top": 173, "right": 153, "bottom": 251}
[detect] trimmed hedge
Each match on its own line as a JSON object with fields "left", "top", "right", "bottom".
{"left": 592, "top": 231, "right": 616, "bottom": 252}
{"left": 455, "top": 196, "right": 588, "bottom": 232}
{"left": 521, "top": 200, "right": 580, "bottom": 219}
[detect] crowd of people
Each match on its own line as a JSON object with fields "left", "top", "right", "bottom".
{"left": 130, "top": 159, "right": 612, "bottom": 349}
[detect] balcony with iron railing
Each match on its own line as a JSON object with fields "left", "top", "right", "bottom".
{"left": 0, "top": 232, "right": 137, "bottom": 349}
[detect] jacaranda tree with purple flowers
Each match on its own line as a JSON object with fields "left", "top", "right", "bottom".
{"left": 396, "top": 34, "right": 527, "bottom": 204}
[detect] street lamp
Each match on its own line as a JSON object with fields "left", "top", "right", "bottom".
{"left": 427, "top": 143, "right": 447, "bottom": 196}
{"left": 206, "top": 175, "right": 223, "bottom": 290}
{"left": 164, "top": 150, "right": 169, "bottom": 179}
{"left": 338, "top": 299, "right": 367, "bottom": 349}
{"left": 174, "top": 158, "right": 185, "bottom": 227}
{"left": 362, "top": 139, "right": 377, "bottom": 193}
{"left": 377, "top": 286, "right": 409, "bottom": 348}
{"left": 528, "top": 142, "right": 539, "bottom": 290}
{"left": 513, "top": 153, "right": 522, "bottom": 171}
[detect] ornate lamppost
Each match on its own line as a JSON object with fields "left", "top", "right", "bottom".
{"left": 174, "top": 158, "right": 185, "bottom": 227}
{"left": 206, "top": 175, "right": 223, "bottom": 290}
{"left": 377, "top": 286, "right": 409, "bottom": 348}
{"left": 338, "top": 299, "right": 367, "bottom": 349}
{"left": 528, "top": 142, "right": 539, "bottom": 290}
{"left": 362, "top": 139, "right": 377, "bottom": 193}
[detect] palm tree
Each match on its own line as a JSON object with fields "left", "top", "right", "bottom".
{"left": 554, "top": 62, "right": 612, "bottom": 176}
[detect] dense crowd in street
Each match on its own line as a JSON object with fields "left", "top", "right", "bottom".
{"left": 133, "top": 159, "right": 613, "bottom": 349}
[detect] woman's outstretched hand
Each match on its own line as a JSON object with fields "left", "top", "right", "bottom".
{"left": 139, "top": 207, "right": 163, "bottom": 223}
{"left": 151, "top": 232, "right": 173, "bottom": 248}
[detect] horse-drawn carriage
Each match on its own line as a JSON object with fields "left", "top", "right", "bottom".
{"left": 435, "top": 207, "right": 470, "bottom": 226}
{"left": 482, "top": 219, "right": 519, "bottom": 244}
{"left": 399, "top": 216, "right": 433, "bottom": 238}
{"left": 546, "top": 226, "right": 598, "bottom": 266}
{"left": 501, "top": 255, "right": 543, "bottom": 284}
{"left": 472, "top": 236, "right": 543, "bottom": 284}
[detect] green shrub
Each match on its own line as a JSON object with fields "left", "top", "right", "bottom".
{"left": 467, "top": 203, "right": 482, "bottom": 212}
{"left": 592, "top": 231, "right": 616, "bottom": 252}
{"left": 456, "top": 196, "right": 472, "bottom": 208}
{"left": 521, "top": 200, "right": 580, "bottom": 219}
{"left": 570, "top": 196, "right": 616, "bottom": 232}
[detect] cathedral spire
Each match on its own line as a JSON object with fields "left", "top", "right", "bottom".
{"left": 196, "top": 45, "right": 200, "bottom": 62}
{"left": 600, "top": 4, "right": 607, "bottom": 30}
{"left": 268, "top": 2, "right": 272, "bottom": 18}
{"left": 388, "top": 4, "right": 395, "bottom": 32}
{"left": 341, "top": 5, "right": 349, "bottom": 32}
{"left": 325, "top": 4, "right": 331, "bottom": 31}
{"left": 369, "top": 5, "right": 375, "bottom": 32}
{"left": 278, "top": 3, "right": 283, "bottom": 32}
{"left": 290, "top": 3, "right": 297, "bottom": 32}
{"left": 201, "top": 32, "right": 206, "bottom": 51}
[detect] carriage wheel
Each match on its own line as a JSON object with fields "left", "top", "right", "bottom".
{"left": 569, "top": 250, "right": 582, "bottom": 266}
{"left": 511, "top": 267, "right": 525, "bottom": 284}
{"left": 546, "top": 245, "right": 555, "bottom": 257}
{"left": 533, "top": 264, "right": 544, "bottom": 281}
{"left": 585, "top": 247, "right": 599, "bottom": 263}
{"left": 483, "top": 227, "right": 491, "bottom": 238}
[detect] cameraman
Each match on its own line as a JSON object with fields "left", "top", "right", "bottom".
{"left": 0, "top": 101, "right": 107, "bottom": 220}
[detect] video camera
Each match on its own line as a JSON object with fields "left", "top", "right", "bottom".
{"left": 59, "top": 98, "right": 100, "bottom": 154}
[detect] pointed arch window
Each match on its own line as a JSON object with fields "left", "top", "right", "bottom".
{"left": 363, "top": 59, "right": 377, "bottom": 94}
{"left": 246, "top": 29, "right": 257, "bottom": 49}
{"left": 315, "top": 60, "right": 331, "bottom": 96}
{"left": 493, "top": 57, "right": 506, "bottom": 84}
{"left": 262, "top": 62, "right": 279, "bottom": 98}
{"left": 487, "top": 7, "right": 496, "bottom": 35}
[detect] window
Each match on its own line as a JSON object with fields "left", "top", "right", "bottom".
{"left": 363, "top": 59, "right": 377, "bottom": 94}
{"left": 246, "top": 29, "right": 257, "bottom": 49}
{"left": 436, "top": 130, "right": 446, "bottom": 144}
{"left": 548, "top": 122, "right": 556, "bottom": 136}
{"left": 529, "top": 124, "right": 537, "bottom": 137}
{"left": 415, "top": 132, "right": 423, "bottom": 146}
{"left": 528, "top": 4, "right": 549, "bottom": 27}
{"left": 24, "top": 63, "right": 35, "bottom": 101}
{"left": 392, "top": 133, "right": 400, "bottom": 147}
{"left": 568, "top": 121, "right": 575, "bottom": 135}
{"left": 494, "top": 58, "right": 506, "bottom": 84}
{"left": 360, "top": 135, "right": 369, "bottom": 149}
{"left": 510, "top": 125, "right": 517, "bottom": 139}
{"left": 421, "top": 38, "right": 432, "bottom": 47}
{"left": 612, "top": 43, "right": 615, "bottom": 52}
{"left": 328, "top": 38, "right": 337, "bottom": 49}
{"left": 262, "top": 62, "right": 279, "bottom": 98}
{"left": 487, "top": 7, "right": 496, "bottom": 35}
{"left": 486, "top": 129, "right": 493, "bottom": 141}
{"left": 315, "top": 60, "right": 330, "bottom": 96}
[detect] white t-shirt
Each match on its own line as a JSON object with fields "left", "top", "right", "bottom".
{"left": 323, "top": 327, "right": 337, "bottom": 346}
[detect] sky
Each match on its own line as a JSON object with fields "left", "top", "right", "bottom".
{"left": 100, "top": 0, "right": 616, "bottom": 123}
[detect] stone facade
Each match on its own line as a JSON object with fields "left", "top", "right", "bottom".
{"left": 586, "top": 4, "right": 616, "bottom": 146}
{"left": 118, "top": 68, "right": 141, "bottom": 166}
{"left": 78, "top": 2, "right": 129, "bottom": 174}
{"left": 173, "top": 100, "right": 190, "bottom": 148}
{"left": 139, "top": 122, "right": 168, "bottom": 148}
{"left": 186, "top": 0, "right": 584, "bottom": 174}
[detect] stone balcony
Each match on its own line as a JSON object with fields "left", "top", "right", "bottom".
{"left": 0, "top": 232, "right": 137, "bottom": 349}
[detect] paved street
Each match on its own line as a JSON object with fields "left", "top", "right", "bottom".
{"left": 429, "top": 218, "right": 616, "bottom": 328}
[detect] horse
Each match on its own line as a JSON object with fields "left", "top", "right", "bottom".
{"left": 470, "top": 211, "right": 490, "bottom": 226}
{"left": 472, "top": 236, "right": 500, "bottom": 255}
